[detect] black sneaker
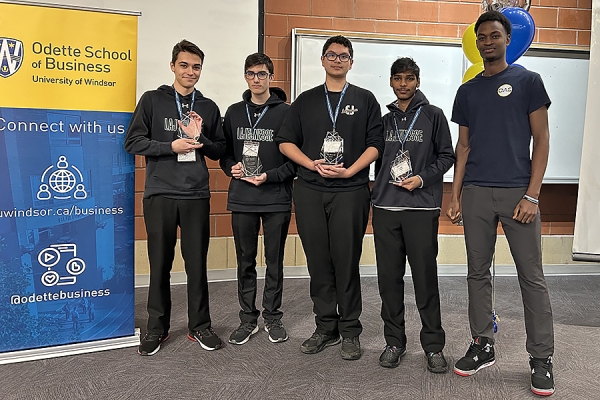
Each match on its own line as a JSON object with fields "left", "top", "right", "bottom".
{"left": 138, "top": 332, "right": 169, "bottom": 356}
{"left": 426, "top": 351, "right": 449, "bottom": 373}
{"left": 300, "top": 332, "right": 341, "bottom": 354}
{"left": 228, "top": 322, "right": 258, "bottom": 345}
{"left": 187, "top": 328, "right": 223, "bottom": 351}
{"left": 264, "top": 319, "right": 288, "bottom": 343}
{"left": 530, "top": 355, "right": 555, "bottom": 396}
{"left": 379, "top": 345, "right": 407, "bottom": 368}
{"left": 453, "top": 337, "right": 495, "bottom": 376}
{"left": 340, "top": 336, "right": 361, "bottom": 360}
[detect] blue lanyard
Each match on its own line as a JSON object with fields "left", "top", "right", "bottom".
{"left": 392, "top": 106, "right": 422, "bottom": 151}
{"left": 245, "top": 104, "right": 269, "bottom": 133}
{"left": 174, "top": 88, "right": 195, "bottom": 120}
{"left": 323, "top": 82, "right": 349, "bottom": 130}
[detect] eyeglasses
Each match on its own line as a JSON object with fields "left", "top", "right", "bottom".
{"left": 244, "top": 71, "right": 271, "bottom": 80}
{"left": 323, "top": 52, "right": 352, "bottom": 62}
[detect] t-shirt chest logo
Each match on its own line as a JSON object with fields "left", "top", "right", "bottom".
{"left": 497, "top": 84, "right": 513, "bottom": 97}
{"left": 341, "top": 104, "right": 358, "bottom": 115}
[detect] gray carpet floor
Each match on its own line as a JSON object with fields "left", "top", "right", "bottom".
{"left": 1, "top": 275, "right": 599, "bottom": 400}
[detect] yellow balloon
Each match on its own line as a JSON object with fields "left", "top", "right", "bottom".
{"left": 462, "top": 23, "right": 482, "bottom": 64}
{"left": 462, "top": 62, "right": 484, "bottom": 83}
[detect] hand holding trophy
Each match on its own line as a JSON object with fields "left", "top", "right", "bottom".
{"left": 178, "top": 111, "right": 203, "bottom": 144}
{"left": 176, "top": 111, "right": 203, "bottom": 162}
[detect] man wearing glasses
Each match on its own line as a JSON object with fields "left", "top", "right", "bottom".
{"left": 220, "top": 53, "right": 294, "bottom": 345}
{"left": 125, "top": 40, "right": 226, "bottom": 356}
{"left": 277, "top": 35, "right": 384, "bottom": 360}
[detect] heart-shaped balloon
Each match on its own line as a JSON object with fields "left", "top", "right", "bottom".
{"left": 501, "top": 7, "right": 535, "bottom": 65}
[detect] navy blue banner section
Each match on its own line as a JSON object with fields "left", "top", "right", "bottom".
{"left": 0, "top": 107, "right": 134, "bottom": 352}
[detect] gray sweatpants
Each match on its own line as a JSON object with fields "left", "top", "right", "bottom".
{"left": 462, "top": 185, "right": 554, "bottom": 358}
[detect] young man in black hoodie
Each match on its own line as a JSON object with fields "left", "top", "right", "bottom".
{"left": 371, "top": 57, "right": 455, "bottom": 372}
{"left": 220, "top": 53, "right": 294, "bottom": 345}
{"left": 125, "top": 40, "right": 226, "bottom": 355}
{"left": 277, "top": 35, "right": 384, "bottom": 360}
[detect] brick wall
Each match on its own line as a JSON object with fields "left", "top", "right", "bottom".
{"left": 134, "top": 0, "right": 591, "bottom": 240}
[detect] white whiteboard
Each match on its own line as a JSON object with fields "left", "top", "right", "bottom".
{"left": 292, "top": 29, "right": 589, "bottom": 183}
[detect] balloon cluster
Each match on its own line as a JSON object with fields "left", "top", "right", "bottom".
{"left": 461, "top": 1, "right": 535, "bottom": 83}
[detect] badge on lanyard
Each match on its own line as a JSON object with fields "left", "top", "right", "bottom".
{"left": 241, "top": 104, "right": 269, "bottom": 176}
{"left": 174, "top": 89, "right": 199, "bottom": 163}
{"left": 320, "top": 83, "right": 348, "bottom": 165}
{"left": 389, "top": 106, "right": 422, "bottom": 183}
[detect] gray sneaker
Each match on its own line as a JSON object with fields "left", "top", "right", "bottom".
{"left": 264, "top": 319, "right": 288, "bottom": 343}
{"left": 340, "top": 336, "right": 361, "bottom": 360}
{"left": 228, "top": 321, "right": 258, "bottom": 345}
{"left": 300, "top": 332, "right": 341, "bottom": 354}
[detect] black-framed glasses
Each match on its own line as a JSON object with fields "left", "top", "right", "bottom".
{"left": 244, "top": 71, "right": 270, "bottom": 80}
{"left": 323, "top": 52, "right": 352, "bottom": 62}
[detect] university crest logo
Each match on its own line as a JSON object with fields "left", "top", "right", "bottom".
{"left": 0, "top": 37, "right": 24, "bottom": 78}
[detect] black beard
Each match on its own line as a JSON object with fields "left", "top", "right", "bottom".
{"left": 483, "top": 53, "right": 503, "bottom": 63}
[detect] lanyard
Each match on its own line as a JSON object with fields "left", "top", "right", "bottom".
{"left": 245, "top": 104, "right": 269, "bottom": 133}
{"left": 392, "top": 106, "right": 422, "bottom": 151}
{"left": 174, "top": 88, "right": 196, "bottom": 120}
{"left": 323, "top": 82, "right": 349, "bottom": 130}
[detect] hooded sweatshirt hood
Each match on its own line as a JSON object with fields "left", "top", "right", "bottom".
{"left": 241, "top": 86, "right": 287, "bottom": 107}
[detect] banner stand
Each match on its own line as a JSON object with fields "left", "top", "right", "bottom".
{"left": 0, "top": 328, "right": 139, "bottom": 365}
{"left": 0, "top": 2, "right": 140, "bottom": 362}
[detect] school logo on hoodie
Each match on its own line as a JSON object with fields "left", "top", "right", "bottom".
{"left": 341, "top": 105, "right": 358, "bottom": 115}
{"left": 236, "top": 127, "right": 274, "bottom": 142}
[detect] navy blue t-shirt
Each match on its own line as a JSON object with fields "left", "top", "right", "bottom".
{"left": 451, "top": 66, "right": 551, "bottom": 187}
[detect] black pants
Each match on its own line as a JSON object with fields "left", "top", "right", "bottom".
{"left": 232, "top": 211, "right": 291, "bottom": 324}
{"left": 372, "top": 207, "right": 445, "bottom": 353}
{"left": 143, "top": 196, "right": 211, "bottom": 334}
{"left": 294, "top": 184, "right": 370, "bottom": 338}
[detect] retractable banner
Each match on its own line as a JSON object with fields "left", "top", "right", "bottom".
{"left": 573, "top": 2, "right": 600, "bottom": 262}
{"left": 0, "top": 2, "right": 139, "bottom": 361}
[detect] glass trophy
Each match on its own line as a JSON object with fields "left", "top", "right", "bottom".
{"left": 241, "top": 141, "right": 262, "bottom": 177}
{"left": 389, "top": 149, "right": 413, "bottom": 183}
{"left": 177, "top": 114, "right": 201, "bottom": 162}
{"left": 320, "top": 130, "right": 344, "bottom": 165}
{"left": 178, "top": 113, "right": 201, "bottom": 144}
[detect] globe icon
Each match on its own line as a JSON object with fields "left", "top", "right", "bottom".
{"left": 48, "top": 169, "right": 77, "bottom": 193}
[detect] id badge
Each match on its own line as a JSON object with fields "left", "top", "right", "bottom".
{"left": 323, "top": 140, "right": 342, "bottom": 153}
{"left": 389, "top": 149, "right": 413, "bottom": 183}
{"left": 178, "top": 151, "right": 196, "bottom": 162}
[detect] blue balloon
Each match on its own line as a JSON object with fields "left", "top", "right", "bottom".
{"left": 501, "top": 7, "right": 535, "bottom": 64}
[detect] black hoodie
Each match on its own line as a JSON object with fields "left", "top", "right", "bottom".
{"left": 124, "top": 85, "right": 226, "bottom": 199}
{"left": 371, "top": 90, "right": 455, "bottom": 209}
{"left": 220, "top": 87, "right": 294, "bottom": 212}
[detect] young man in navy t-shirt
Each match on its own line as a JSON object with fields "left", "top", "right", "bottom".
{"left": 447, "top": 11, "right": 555, "bottom": 396}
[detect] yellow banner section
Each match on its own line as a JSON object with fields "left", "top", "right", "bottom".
{"left": 0, "top": 3, "right": 137, "bottom": 112}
